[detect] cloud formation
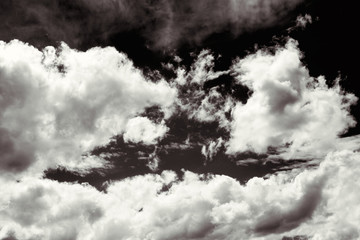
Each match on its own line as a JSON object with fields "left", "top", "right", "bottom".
{"left": 123, "top": 117, "right": 169, "bottom": 145}
{"left": 161, "top": 38, "right": 357, "bottom": 161}
{"left": 0, "top": 0, "right": 305, "bottom": 51}
{"left": 1, "top": 150, "right": 360, "bottom": 240}
{"left": 1, "top": 4, "right": 359, "bottom": 240}
{"left": 1, "top": 39, "right": 359, "bottom": 238}
{"left": 227, "top": 39, "right": 357, "bottom": 158}
{"left": 0, "top": 40, "right": 176, "bottom": 176}
{"left": 295, "top": 14, "right": 313, "bottom": 29}
{"left": 171, "top": 49, "right": 233, "bottom": 127}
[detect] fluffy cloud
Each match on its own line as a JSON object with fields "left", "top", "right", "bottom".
{"left": 123, "top": 117, "right": 169, "bottom": 145}
{"left": 1, "top": 150, "right": 360, "bottom": 240}
{"left": 227, "top": 39, "right": 357, "bottom": 158}
{"left": 295, "top": 14, "right": 313, "bottom": 29}
{"left": 165, "top": 38, "right": 357, "bottom": 160}
{"left": 0, "top": 0, "right": 306, "bottom": 50}
{"left": 0, "top": 178, "right": 104, "bottom": 240}
{"left": 0, "top": 40, "right": 176, "bottom": 176}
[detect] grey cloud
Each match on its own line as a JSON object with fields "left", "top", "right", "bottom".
{"left": 1, "top": 151, "right": 360, "bottom": 239}
{"left": 164, "top": 38, "right": 357, "bottom": 161}
{"left": 1, "top": 232, "right": 18, "bottom": 240}
{"left": 0, "top": 128, "right": 34, "bottom": 173}
{"left": 6, "top": 186, "right": 50, "bottom": 226}
{"left": 254, "top": 173, "right": 326, "bottom": 235}
{"left": 0, "top": 0, "right": 305, "bottom": 50}
{"left": 0, "top": 180, "right": 104, "bottom": 240}
{"left": 0, "top": 0, "right": 83, "bottom": 48}
{"left": 82, "top": 0, "right": 306, "bottom": 50}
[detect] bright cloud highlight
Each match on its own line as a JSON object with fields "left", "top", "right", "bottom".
{"left": 0, "top": 40, "right": 176, "bottom": 176}
{"left": 1, "top": 150, "right": 360, "bottom": 240}
{"left": 227, "top": 39, "right": 357, "bottom": 158}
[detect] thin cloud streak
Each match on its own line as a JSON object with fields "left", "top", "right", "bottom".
{"left": 0, "top": 0, "right": 306, "bottom": 51}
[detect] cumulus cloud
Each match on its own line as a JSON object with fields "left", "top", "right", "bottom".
{"left": 0, "top": 40, "right": 176, "bottom": 176}
{"left": 162, "top": 38, "right": 357, "bottom": 160}
{"left": 1, "top": 3, "right": 359, "bottom": 240}
{"left": 0, "top": 178, "right": 104, "bottom": 240}
{"left": 0, "top": 0, "right": 306, "bottom": 51}
{"left": 1, "top": 150, "right": 360, "bottom": 240}
{"left": 227, "top": 39, "right": 357, "bottom": 158}
{"left": 123, "top": 117, "right": 169, "bottom": 145}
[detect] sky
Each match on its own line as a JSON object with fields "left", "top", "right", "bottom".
{"left": 0, "top": 1, "right": 360, "bottom": 240}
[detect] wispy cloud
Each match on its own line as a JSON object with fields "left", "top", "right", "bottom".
{"left": 1, "top": 0, "right": 306, "bottom": 51}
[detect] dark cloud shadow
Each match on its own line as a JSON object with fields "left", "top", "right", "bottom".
{"left": 254, "top": 174, "right": 326, "bottom": 235}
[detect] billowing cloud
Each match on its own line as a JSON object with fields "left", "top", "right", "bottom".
{"left": 1, "top": 0, "right": 306, "bottom": 51}
{"left": 0, "top": 40, "right": 176, "bottom": 176}
{"left": 1, "top": 3, "right": 359, "bottom": 240}
{"left": 227, "top": 39, "right": 357, "bottom": 158}
{"left": 123, "top": 117, "right": 169, "bottom": 145}
{"left": 1, "top": 150, "right": 360, "bottom": 240}
{"left": 162, "top": 38, "right": 357, "bottom": 161}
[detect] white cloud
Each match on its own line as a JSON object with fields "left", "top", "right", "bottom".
{"left": 287, "top": 14, "right": 315, "bottom": 33}
{"left": 1, "top": 25, "right": 359, "bottom": 240}
{"left": 1, "top": 150, "right": 360, "bottom": 240}
{"left": 167, "top": 38, "right": 357, "bottom": 160}
{"left": 227, "top": 39, "right": 357, "bottom": 158}
{"left": 280, "top": 150, "right": 360, "bottom": 240}
{"left": 0, "top": 178, "right": 104, "bottom": 240}
{"left": 189, "top": 50, "right": 218, "bottom": 85}
{"left": 201, "top": 137, "right": 224, "bottom": 161}
{"left": 295, "top": 14, "right": 313, "bottom": 29}
{"left": 191, "top": 89, "right": 234, "bottom": 127}
{"left": 123, "top": 117, "right": 169, "bottom": 145}
{"left": 0, "top": 40, "right": 176, "bottom": 177}
{"left": 172, "top": 49, "right": 233, "bottom": 127}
